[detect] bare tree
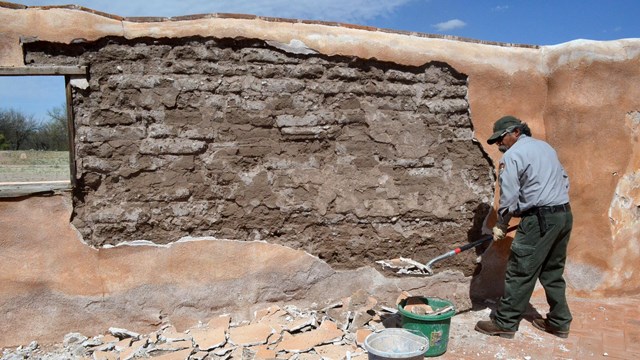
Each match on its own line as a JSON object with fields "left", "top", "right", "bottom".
{"left": 31, "top": 105, "right": 69, "bottom": 151}
{"left": 0, "top": 108, "right": 40, "bottom": 150}
{"left": 0, "top": 133, "right": 8, "bottom": 150}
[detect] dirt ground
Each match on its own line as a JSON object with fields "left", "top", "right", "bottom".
{"left": 3, "top": 293, "right": 638, "bottom": 359}
{"left": 0, "top": 150, "right": 70, "bottom": 182}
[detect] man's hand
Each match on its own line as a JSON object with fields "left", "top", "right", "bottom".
{"left": 492, "top": 223, "right": 509, "bottom": 241}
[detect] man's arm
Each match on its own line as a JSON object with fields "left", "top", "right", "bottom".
{"left": 497, "top": 155, "right": 521, "bottom": 226}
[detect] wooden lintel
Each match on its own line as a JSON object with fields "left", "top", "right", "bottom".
{"left": 0, "top": 182, "right": 71, "bottom": 198}
{"left": 0, "top": 66, "right": 87, "bottom": 76}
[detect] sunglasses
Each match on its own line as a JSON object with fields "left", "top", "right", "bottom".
{"left": 495, "top": 130, "right": 509, "bottom": 142}
{"left": 496, "top": 126, "right": 518, "bottom": 143}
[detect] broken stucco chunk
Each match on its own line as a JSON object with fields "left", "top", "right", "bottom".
{"left": 314, "top": 343, "right": 360, "bottom": 359}
{"left": 228, "top": 323, "right": 275, "bottom": 346}
{"left": 150, "top": 348, "right": 192, "bottom": 360}
{"left": 70, "top": 76, "right": 89, "bottom": 89}
{"left": 159, "top": 326, "right": 192, "bottom": 343}
{"left": 276, "top": 320, "right": 343, "bottom": 353}
{"left": 265, "top": 39, "right": 318, "bottom": 55}
{"left": 188, "top": 315, "right": 230, "bottom": 350}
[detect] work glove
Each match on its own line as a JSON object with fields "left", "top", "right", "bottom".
{"left": 492, "top": 223, "right": 508, "bottom": 241}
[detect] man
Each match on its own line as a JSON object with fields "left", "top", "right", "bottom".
{"left": 475, "top": 115, "right": 573, "bottom": 339}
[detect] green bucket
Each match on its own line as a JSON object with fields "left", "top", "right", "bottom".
{"left": 397, "top": 297, "right": 456, "bottom": 357}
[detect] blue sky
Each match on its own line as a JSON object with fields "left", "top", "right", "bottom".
{"left": 2, "top": 0, "right": 639, "bottom": 122}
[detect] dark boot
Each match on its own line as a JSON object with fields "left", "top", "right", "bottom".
{"left": 532, "top": 318, "right": 569, "bottom": 338}
{"left": 474, "top": 320, "right": 516, "bottom": 339}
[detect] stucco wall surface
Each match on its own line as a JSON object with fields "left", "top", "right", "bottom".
{"left": 0, "top": 194, "right": 471, "bottom": 347}
{"left": 0, "top": 2, "right": 639, "bottom": 347}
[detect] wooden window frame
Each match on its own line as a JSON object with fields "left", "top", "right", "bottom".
{"left": 0, "top": 66, "right": 87, "bottom": 197}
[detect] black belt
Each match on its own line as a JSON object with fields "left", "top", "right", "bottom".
{"left": 521, "top": 203, "right": 571, "bottom": 217}
{"left": 520, "top": 203, "right": 570, "bottom": 235}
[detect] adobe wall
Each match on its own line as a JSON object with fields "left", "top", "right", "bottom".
{"left": 24, "top": 37, "right": 492, "bottom": 272}
{"left": 0, "top": 3, "right": 639, "bottom": 347}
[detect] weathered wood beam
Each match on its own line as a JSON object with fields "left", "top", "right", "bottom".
{"left": 0, "top": 66, "right": 87, "bottom": 76}
{"left": 0, "top": 181, "right": 71, "bottom": 198}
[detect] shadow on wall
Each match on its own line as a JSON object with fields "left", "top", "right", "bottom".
{"left": 469, "top": 234, "right": 513, "bottom": 302}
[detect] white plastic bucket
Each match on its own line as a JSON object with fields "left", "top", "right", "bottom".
{"left": 364, "top": 328, "right": 429, "bottom": 360}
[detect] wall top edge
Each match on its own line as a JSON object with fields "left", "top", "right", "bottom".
{"left": 0, "top": 1, "right": 539, "bottom": 49}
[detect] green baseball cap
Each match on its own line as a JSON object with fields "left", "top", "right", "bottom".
{"left": 487, "top": 115, "right": 522, "bottom": 144}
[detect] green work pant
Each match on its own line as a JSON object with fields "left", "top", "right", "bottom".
{"left": 495, "top": 210, "right": 573, "bottom": 331}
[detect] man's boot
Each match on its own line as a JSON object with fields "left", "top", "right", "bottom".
{"left": 532, "top": 318, "right": 569, "bottom": 338}
{"left": 474, "top": 320, "right": 516, "bottom": 339}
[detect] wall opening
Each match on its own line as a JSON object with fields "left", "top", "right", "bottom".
{"left": 0, "top": 67, "right": 86, "bottom": 196}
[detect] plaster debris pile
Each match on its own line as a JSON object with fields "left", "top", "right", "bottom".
{"left": 376, "top": 257, "right": 431, "bottom": 275}
{"left": 1, "top": 290, "right": 405, "bottom": 360}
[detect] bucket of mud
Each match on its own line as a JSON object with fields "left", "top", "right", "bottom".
{"left": 397, "top": 297, "right": 456, "bottom": 357}
{"left": 363, "top": 328, "right": 429, "bottom": 360}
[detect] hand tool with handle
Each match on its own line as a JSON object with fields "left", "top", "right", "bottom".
{"left": 421, "top": 225, "right": 518, "bottom": 275}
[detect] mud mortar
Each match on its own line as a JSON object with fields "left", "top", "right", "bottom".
{"left": 25, "top": 37, "right": 494, "bottom": 274}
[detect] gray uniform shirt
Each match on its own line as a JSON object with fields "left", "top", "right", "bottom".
{"left": 498, "top": 135, "right": 570, "bottom": 225}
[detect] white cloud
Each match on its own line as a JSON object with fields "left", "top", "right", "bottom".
{"left": 601, "top": 26, "right": 622, "bottom": 34}
{"left": 432, "top": 19, "right": 466, "bottom": 32}
{"left": 19, "top": 0, "right": 414, "bottom": 24}
{"left": 492, "top": 5, "right": 510, "bottom": 12}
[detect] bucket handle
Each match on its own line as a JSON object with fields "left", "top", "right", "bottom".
{"left": 404, "top": 328, "right": 427, "bottom": 338}
{"left": 404, "top": 329, "right": 429, "bottom": 351}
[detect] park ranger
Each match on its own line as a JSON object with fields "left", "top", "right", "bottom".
{"left": 475, "top": 115, "right": 573, "bottom": 339}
